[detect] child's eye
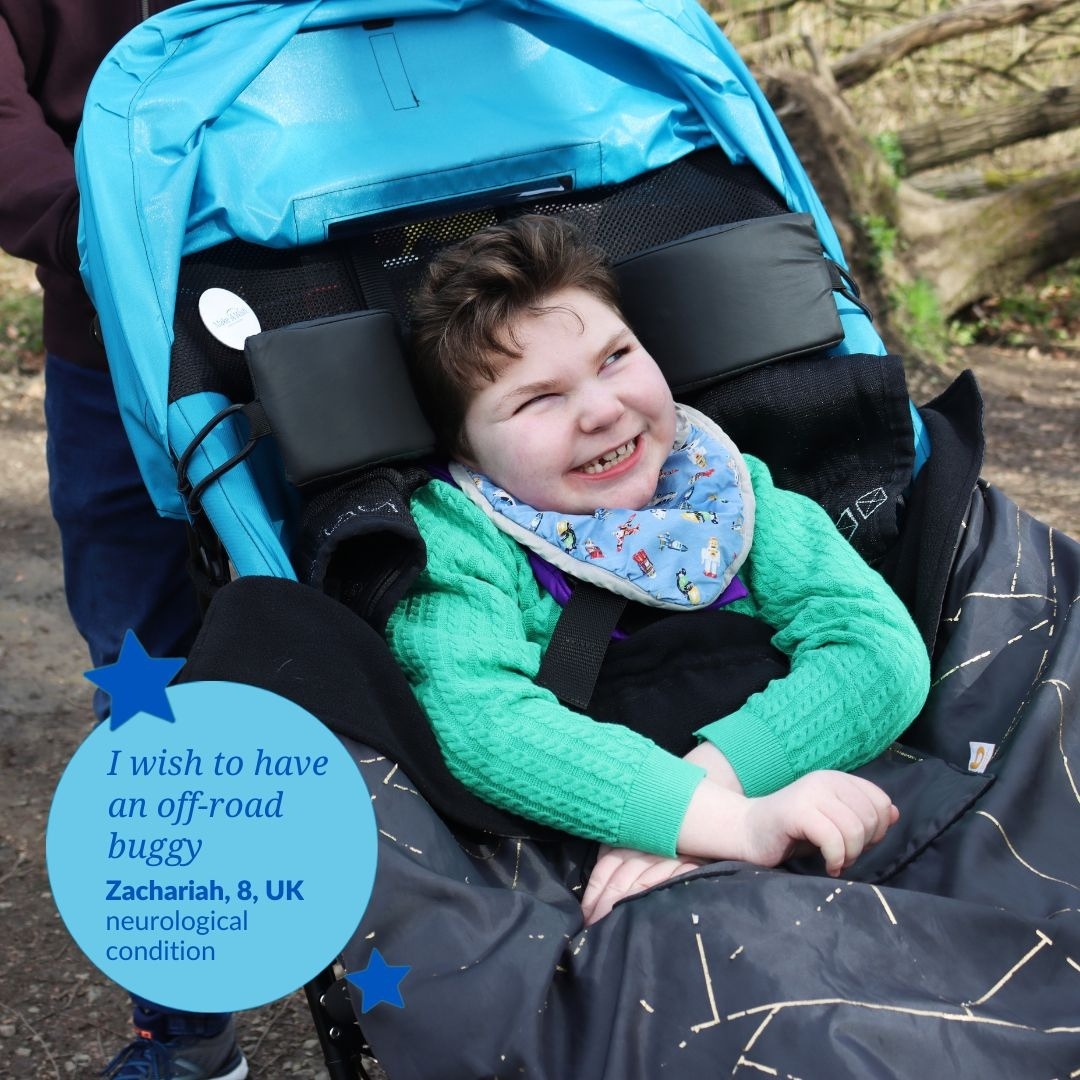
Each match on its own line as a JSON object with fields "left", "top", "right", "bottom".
{"left": 513, "top": 393, "right": 554, "bottom": 414}
{"left": 601, "top": 347, "right": 630, "bottom": 369}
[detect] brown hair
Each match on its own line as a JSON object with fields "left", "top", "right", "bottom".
{"left": 408, "top": 215, "right": 620, "bottom": 457}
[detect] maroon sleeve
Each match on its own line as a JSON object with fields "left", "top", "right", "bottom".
{"left": 0, "top": 16, "right": 81, "bottom": 276}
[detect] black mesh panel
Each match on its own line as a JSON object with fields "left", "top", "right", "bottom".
{"left": 168, "top": 146, "right": 788, "bottom": 404}
{"left": 170, "top": 240, "right": 364, "bottom": 403}
{"left": 506, "top": 148, "right": 787, "bottom": 260}
{"left": 349, "top": 207, "right": 501, "bottom": 330}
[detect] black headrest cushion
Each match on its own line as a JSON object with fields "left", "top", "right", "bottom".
{"left": 244, "top": 309, "right": 435, "bottom": 486}
{"left": 614, "top": 212, "right": 843, "bottom": 392}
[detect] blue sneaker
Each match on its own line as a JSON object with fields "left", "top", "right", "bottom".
{"left": 100, "top": 1021, "right": 249, "bottom": 1079}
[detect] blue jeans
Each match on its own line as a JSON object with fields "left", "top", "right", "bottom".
{"left": 44, "top": 353, "right": 227, "bottom": 1038}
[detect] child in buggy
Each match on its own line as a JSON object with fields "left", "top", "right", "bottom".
{"left": 393, "top": 213, "right": 926, "bottom": 923}
{"left": 71, "top": 2, "right": 1080, "bottom": 1076}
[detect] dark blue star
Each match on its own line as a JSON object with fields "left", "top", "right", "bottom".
{"left": 346, "top": 948, "right": 410, "bottom": 1013}
{"left": 84, "top": 630, "right": 185, "bottom": 730}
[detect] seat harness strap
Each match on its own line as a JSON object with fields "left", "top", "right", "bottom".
{"left": 535, "top": 581, "right": 628, "bottom": 711}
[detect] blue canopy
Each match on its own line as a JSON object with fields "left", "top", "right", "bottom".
{"left": 77, "top": 0, "right": 909, "bottom": 574}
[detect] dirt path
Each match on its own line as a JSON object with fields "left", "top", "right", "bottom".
{"left": 907, "top": 345, "right": 1080, "bottom": 538}
{"left": 0, "top": 346, "right": 1076, "bottom": 1078}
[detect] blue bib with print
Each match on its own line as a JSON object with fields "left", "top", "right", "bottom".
{"left": 449, "top": 405, "right": 754, "bottom": 610}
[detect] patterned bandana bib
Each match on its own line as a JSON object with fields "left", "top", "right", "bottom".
{"left": 449, "top": 405, "right": 755, "bottom": 610}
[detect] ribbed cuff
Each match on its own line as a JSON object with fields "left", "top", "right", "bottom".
{"left": 696, "top": 713, "right": 795, "bottom": 797}
{"left": 619, "top": 749, "right": 706, "bottom": 856}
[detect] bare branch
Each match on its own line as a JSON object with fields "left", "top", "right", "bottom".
{"left": 1000, "top": 32, "right": 1079, "bottom": 76}
{"left": 740, "top": 29, "right": 812, "bottom": 64}
{"left": 831, "top": 0, "right": 911, "bottom": 22}
{"left": 801, "top": 32, "right": 841, "bottom": 85}
{"left": 832, "top": 0, "right": 1079, "bottom": 88}
{"left": 710, "top": 0, "right": 801, "bottom": 25}
{"left": 937, "top": 55, "right": 1050, "bottom": 93}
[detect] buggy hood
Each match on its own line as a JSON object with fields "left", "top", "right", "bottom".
{"left": 76, "top": 0, "right": 882, "bottom": 530}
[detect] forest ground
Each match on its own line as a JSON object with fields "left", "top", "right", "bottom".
{"left": 0, "top": 342, "right": 1077, "bottom": 1078}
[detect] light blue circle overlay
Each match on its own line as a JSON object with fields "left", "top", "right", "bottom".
{"left": 46, "top": 681, "right": 377, "bottom": 1012}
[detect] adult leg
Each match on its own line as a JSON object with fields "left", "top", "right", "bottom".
{"left": 43, "top": 352, "right": 200, "bottom": 716}
{"left": 43, "top": 353, "right": 246, "bottom": 1078}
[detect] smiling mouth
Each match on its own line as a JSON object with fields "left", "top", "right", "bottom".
{"left": 578, "top": 438, "right": 638, "bottom": 475}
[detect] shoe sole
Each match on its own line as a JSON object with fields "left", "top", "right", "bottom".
{"left": 212, "top": 1055, "right": 249, "bottom": 1080}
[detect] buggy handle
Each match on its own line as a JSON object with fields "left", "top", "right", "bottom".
{"left": 175, "top": 401, "right": 269, "bottom": 519}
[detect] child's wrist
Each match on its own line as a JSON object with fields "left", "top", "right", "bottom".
{"left": 675, "top": 778, "right": 750, "bottom": 861}
{"left": 683, "top": 741, "right": 744, "bottom": 794}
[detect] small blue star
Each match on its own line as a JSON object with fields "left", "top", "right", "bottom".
{"left": 346, "top": 948, "right": 410, "bottom": 1013}
{"left": 84, "top": 630, "right": 185, "bottom": 730}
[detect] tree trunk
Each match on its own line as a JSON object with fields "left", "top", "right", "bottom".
{"left": 759, "top": 68, "right": 900, "bottom": 331}
{"left": 898, "top": 83, "right": 1080, "bottom": 173}
{"left": 831, "top": 0, "right": 1075, "bottom": 89}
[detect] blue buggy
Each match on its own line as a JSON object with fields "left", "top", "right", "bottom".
{"left": 77, "top": 2, "right": 1080, "bottom": 1076}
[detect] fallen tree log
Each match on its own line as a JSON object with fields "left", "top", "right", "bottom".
{"left": 908, "top": 166, "right": 1041, "bottom": 197}
{"left": 897, "top": 83, "right": 1080, "bottom": 173}
{"left": 901, "top": 163, "right": 1080, "bottom": 312}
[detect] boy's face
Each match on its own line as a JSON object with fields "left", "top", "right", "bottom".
{"left": 461, "top": 287, "right": 677, "bottom": 514}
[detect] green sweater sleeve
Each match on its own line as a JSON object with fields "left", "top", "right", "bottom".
{"left": 384, "top": 479, "right": 706, "bottom": 856}
{"left": 695, "top": 455, "right": 931, "bottom": 796}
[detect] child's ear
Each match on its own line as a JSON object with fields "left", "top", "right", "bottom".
{"left": 454, "top": 432, "right": 478, "bottom": 470}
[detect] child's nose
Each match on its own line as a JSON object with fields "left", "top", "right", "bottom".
{"left": 577, "top": 386, "right": 623, "bottom": 431}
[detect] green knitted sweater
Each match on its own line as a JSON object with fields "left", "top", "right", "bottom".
{"left": 385, "top": 454, "right": 930, "bottom": 856}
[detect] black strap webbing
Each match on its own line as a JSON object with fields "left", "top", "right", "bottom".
{"left": 535, "top": 582, "right": 628, "bottom": 711}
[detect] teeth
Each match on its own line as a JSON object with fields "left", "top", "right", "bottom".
{"left": 581, "top": 440, "right": 636, "bottom": 475}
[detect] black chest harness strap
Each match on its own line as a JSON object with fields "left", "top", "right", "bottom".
{"left": 534, "top": 583, "right": 628, "bottom": 711}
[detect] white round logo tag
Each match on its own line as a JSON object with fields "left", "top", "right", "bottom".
{"left": 198, "top": 288, "right": 262, "bottom": 350}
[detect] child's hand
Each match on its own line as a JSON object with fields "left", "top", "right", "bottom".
{"left": 581, "top": 845, "right": 704, "bottom": 926}
{"left": 738, "top": 771, "right": 898, "bottom": 876}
